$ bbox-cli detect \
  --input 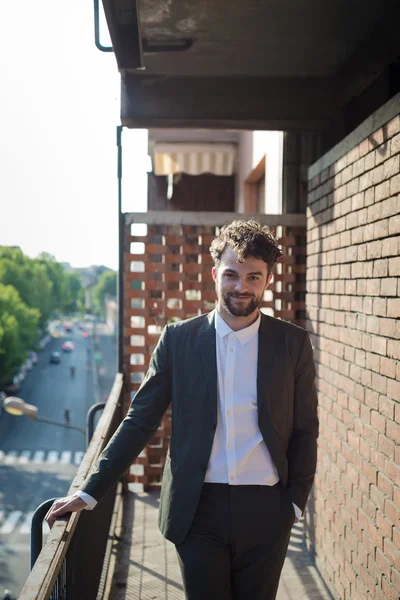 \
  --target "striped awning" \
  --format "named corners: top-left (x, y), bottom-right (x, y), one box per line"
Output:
top-left (153, 142), bottom-right (237, 176)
